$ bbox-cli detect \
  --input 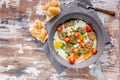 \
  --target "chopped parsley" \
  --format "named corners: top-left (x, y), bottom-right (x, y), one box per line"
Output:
top-left (74, 19), bottom-right (80, 24)
top-left (68, 43), bottom-right (74, 47)
top-left (71, 37), bottom-right (78, 44)
top-left (76, 19), bottom-right (80, 23)
top-left (61, 33), bottom-right (64, 37)
top-left (82, 48), bottom-right (86, 51)
top-left (65, 52), bottom-right (70, 56)
top-left (80, 31), bottom-right (84, 35)
top-left (71, 28), bottom-right (77, 32)
top-left (61, 43), bottom-right (66, 50)
top-left (76, 53), bottom-right (81, 59)
top-left (65, 32), bottom-right (68, 36)
top-left (84, 35), bottom-right (87, 39)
